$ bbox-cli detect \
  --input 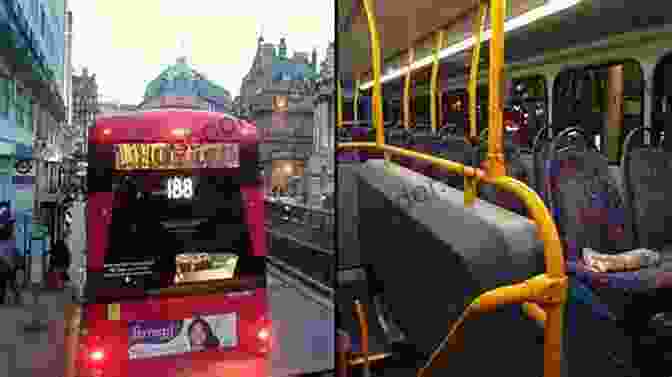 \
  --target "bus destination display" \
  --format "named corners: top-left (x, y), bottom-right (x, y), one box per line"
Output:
top-left (115, 143), bottom-right (240, 170)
